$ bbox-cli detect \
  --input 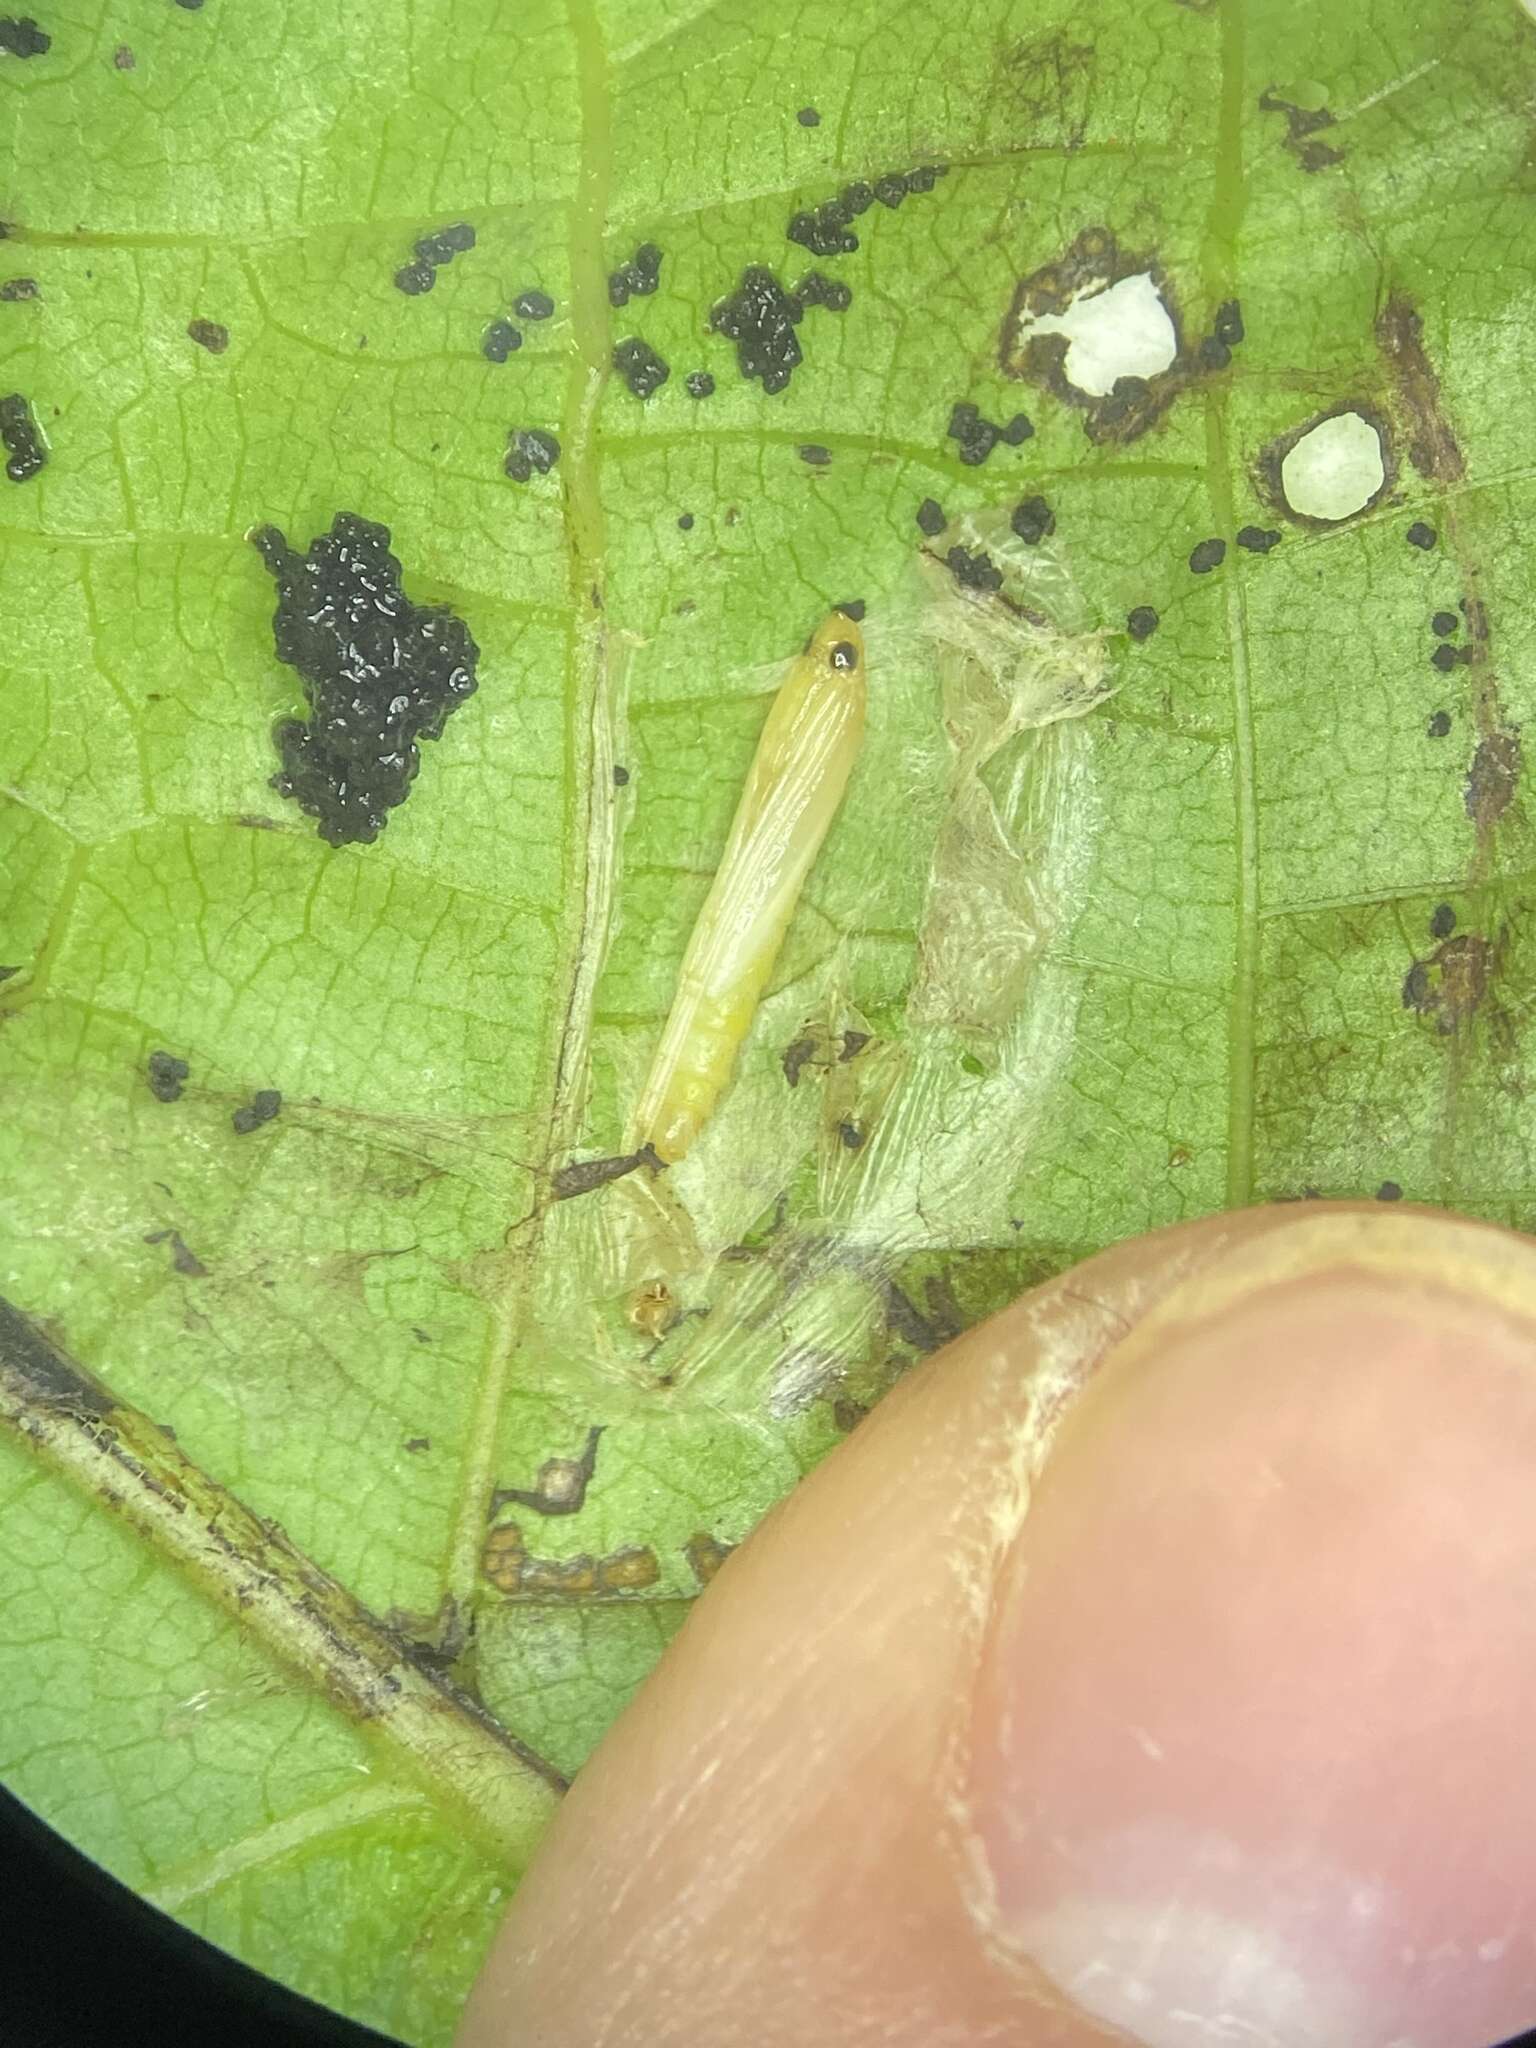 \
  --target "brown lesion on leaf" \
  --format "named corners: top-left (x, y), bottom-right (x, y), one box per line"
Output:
top-left (1373, 293), bottom-right (1465, 484)
top-left (0, 1295), bottom-right (567, 1842)
top-left (998, 227), bottom-right (1237, 445)
top-left (1402, 933), bottom-right (1494, 1035)
top-left (1251, 401), bottom-right (1396, 528)
top-left (481, 1518), bottom-right (661, 1598)
top-left (490, 1425), bottom-right (603, 1518)
top-left (992, 30), bottom-right (1097, 149)
top-left (683, 1530), bottom-right (736, 1587)
top-left (1465, 730), bottom-right (1523, 836)
top-left (1257, 87), bottom-right (1346, 173)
